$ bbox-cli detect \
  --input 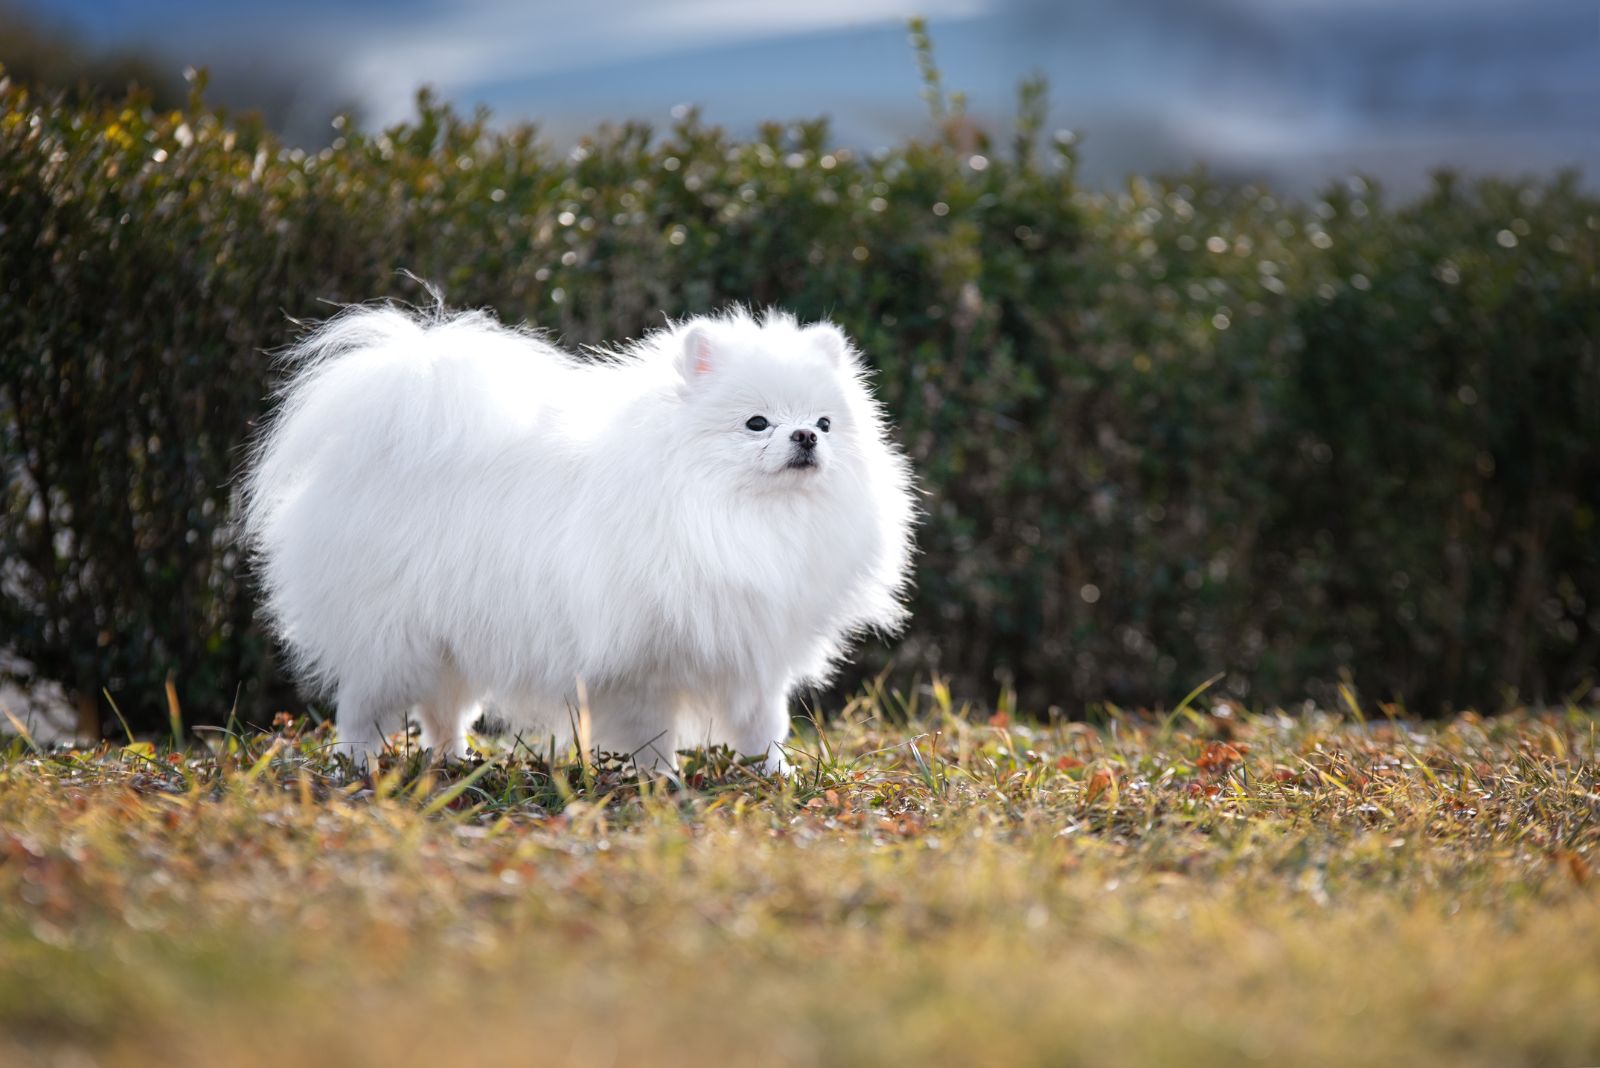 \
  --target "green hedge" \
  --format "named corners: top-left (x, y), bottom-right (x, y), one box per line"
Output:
top-left (2, 74), bottom-right (1596, 733)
